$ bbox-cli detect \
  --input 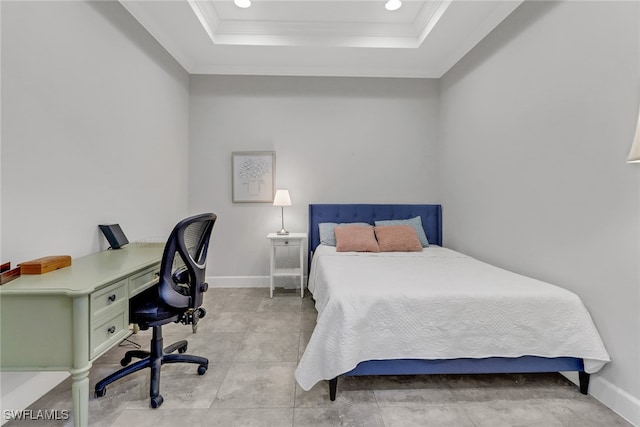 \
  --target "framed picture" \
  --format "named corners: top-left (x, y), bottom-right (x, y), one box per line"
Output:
top-left (232, 151), bottom-right (275, 203)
